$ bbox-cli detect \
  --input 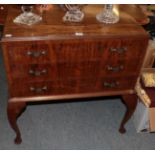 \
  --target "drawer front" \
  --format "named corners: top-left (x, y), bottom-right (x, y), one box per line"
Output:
top-left (7, 39), bottom-right (145, 66)
top-left (10, 76), bottom-right (137, 97)
top-left (101, 60), bottom-right (142, 76)
top-left (10, 64), bottom-right (57, 81)
top-left (7, 42), bottom-right (51, 64)
top-left (98, 76), bottom-right (136, 91)
top-left (10, 60), bottom-right (140, 82)
top-left (10, 59), bottom-right (141, 82)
